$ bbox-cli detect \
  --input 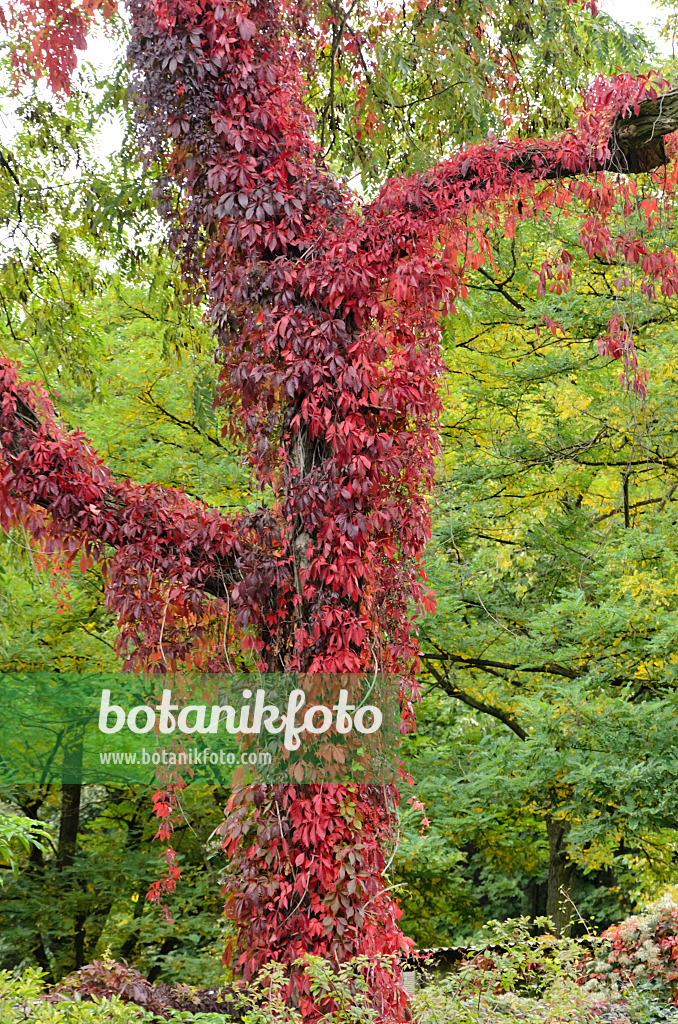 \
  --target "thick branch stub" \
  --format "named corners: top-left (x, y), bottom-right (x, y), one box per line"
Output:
top-left (610, 89), bottom-right (678, 173)
top-left (502, 89), bottom-right (678, 183)
top-left (13, 393), bottom-right (40, 431)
